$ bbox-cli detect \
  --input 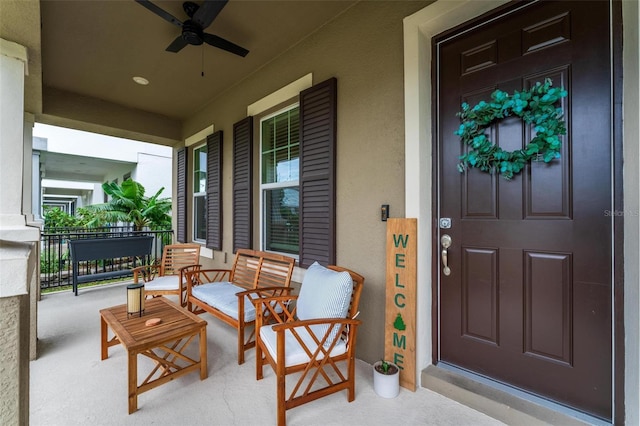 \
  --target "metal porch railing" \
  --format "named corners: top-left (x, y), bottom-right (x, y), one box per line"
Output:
top-left (40, 226), bottom-right (173, 292)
